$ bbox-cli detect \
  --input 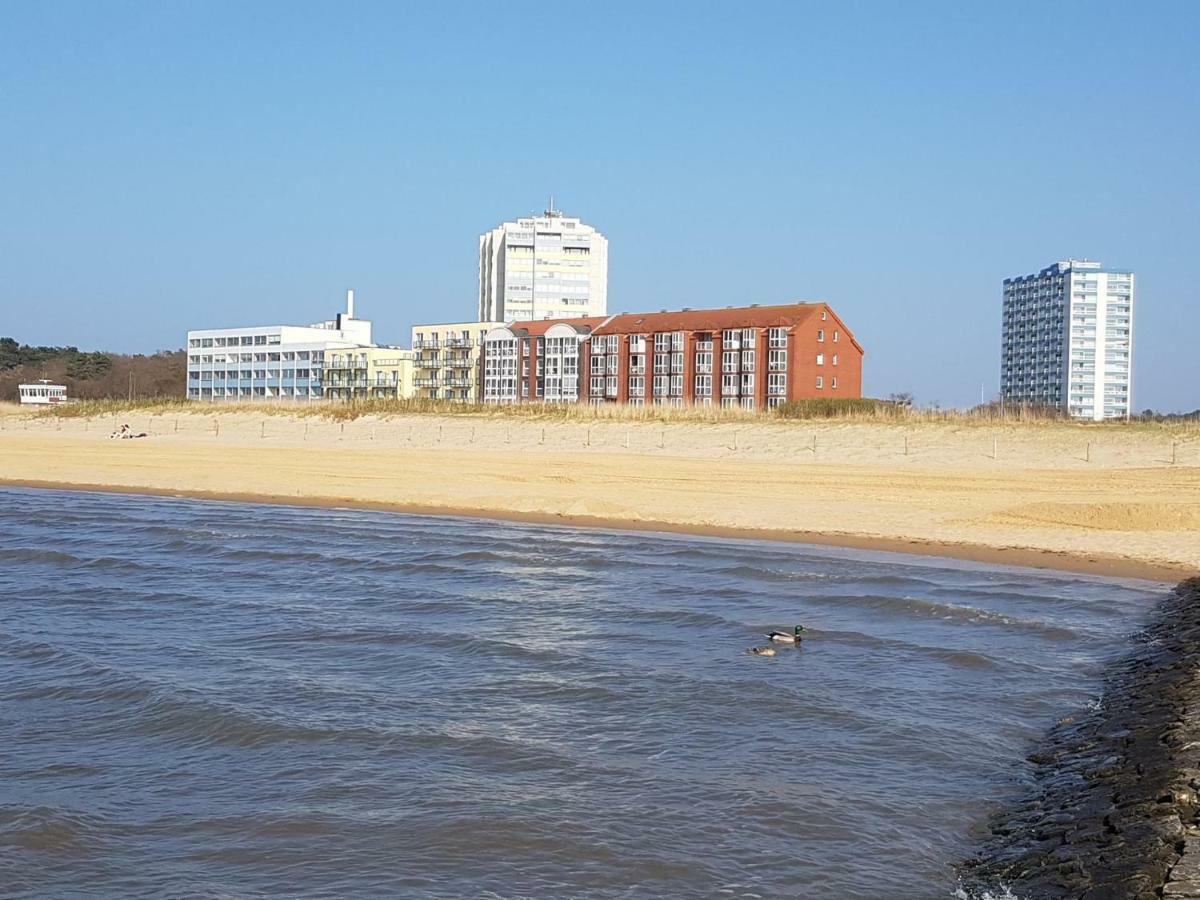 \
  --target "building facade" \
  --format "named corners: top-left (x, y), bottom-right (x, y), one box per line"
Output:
top-left (481, 303), bottom-right (863, 409)
top-left (410, 320), bottom-right (503, 403)
top-left (1001, 259), bottom-right (1135, 420)
top-left (186, 293), bottom-right (373, 402)
top-left (324, 347), bottom-right (414, 401)
top-left (478, 204), bottom-right (609, 322)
